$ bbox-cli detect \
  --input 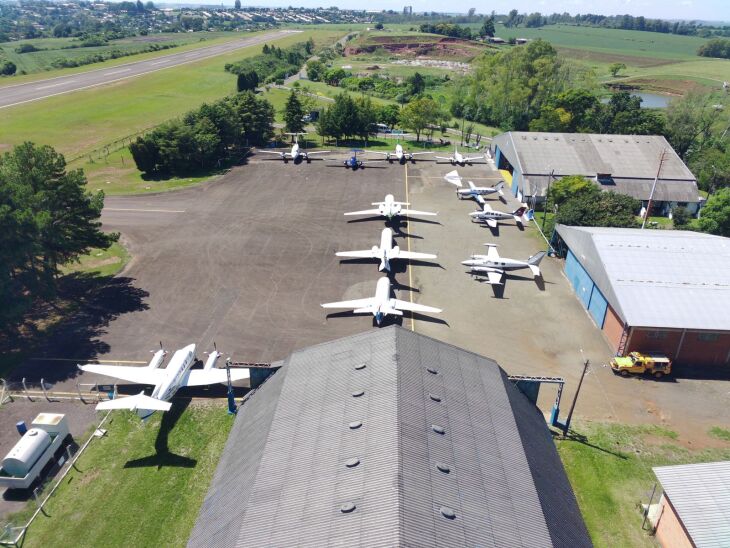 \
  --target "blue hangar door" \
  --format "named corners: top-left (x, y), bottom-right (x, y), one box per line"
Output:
top-left (565, 250), bottom-right (608, 328)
